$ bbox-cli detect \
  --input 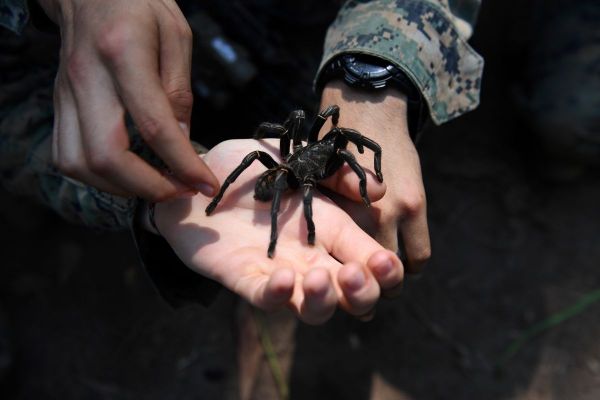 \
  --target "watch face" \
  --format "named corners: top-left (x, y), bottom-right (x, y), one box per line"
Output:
top-left (344, 55), bottom-right (391, 81)
top-left (341, 55), bottom-right (394, 89)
